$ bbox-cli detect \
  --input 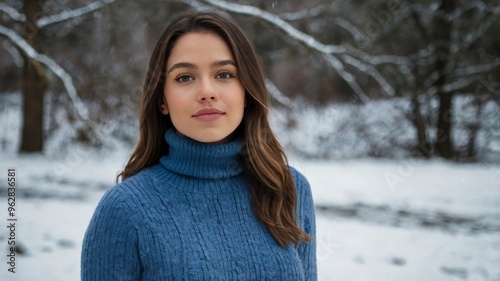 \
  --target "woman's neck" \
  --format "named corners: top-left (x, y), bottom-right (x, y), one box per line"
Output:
top-left (159, 129), bottom-right (244, 179)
